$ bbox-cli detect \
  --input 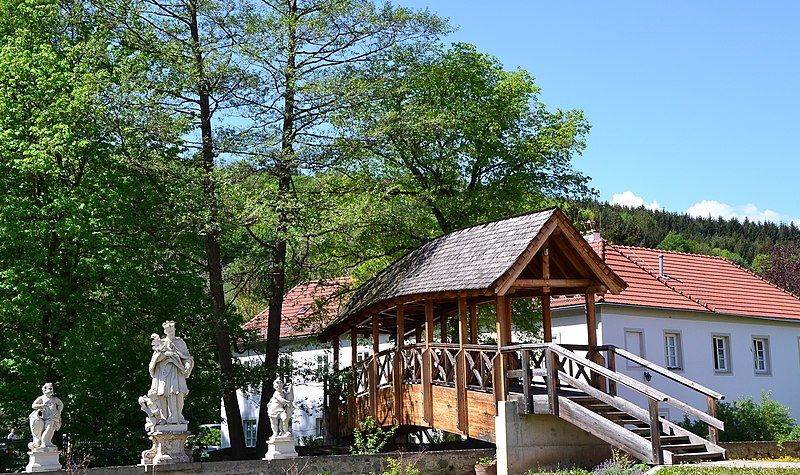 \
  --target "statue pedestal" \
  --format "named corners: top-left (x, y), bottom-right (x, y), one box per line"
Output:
top-left (25, 449), bottom-right (61, 472)
top-left (140, 425), bottom-right (191, 466)
top-left (263, 435), bottom-right (297, 460)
